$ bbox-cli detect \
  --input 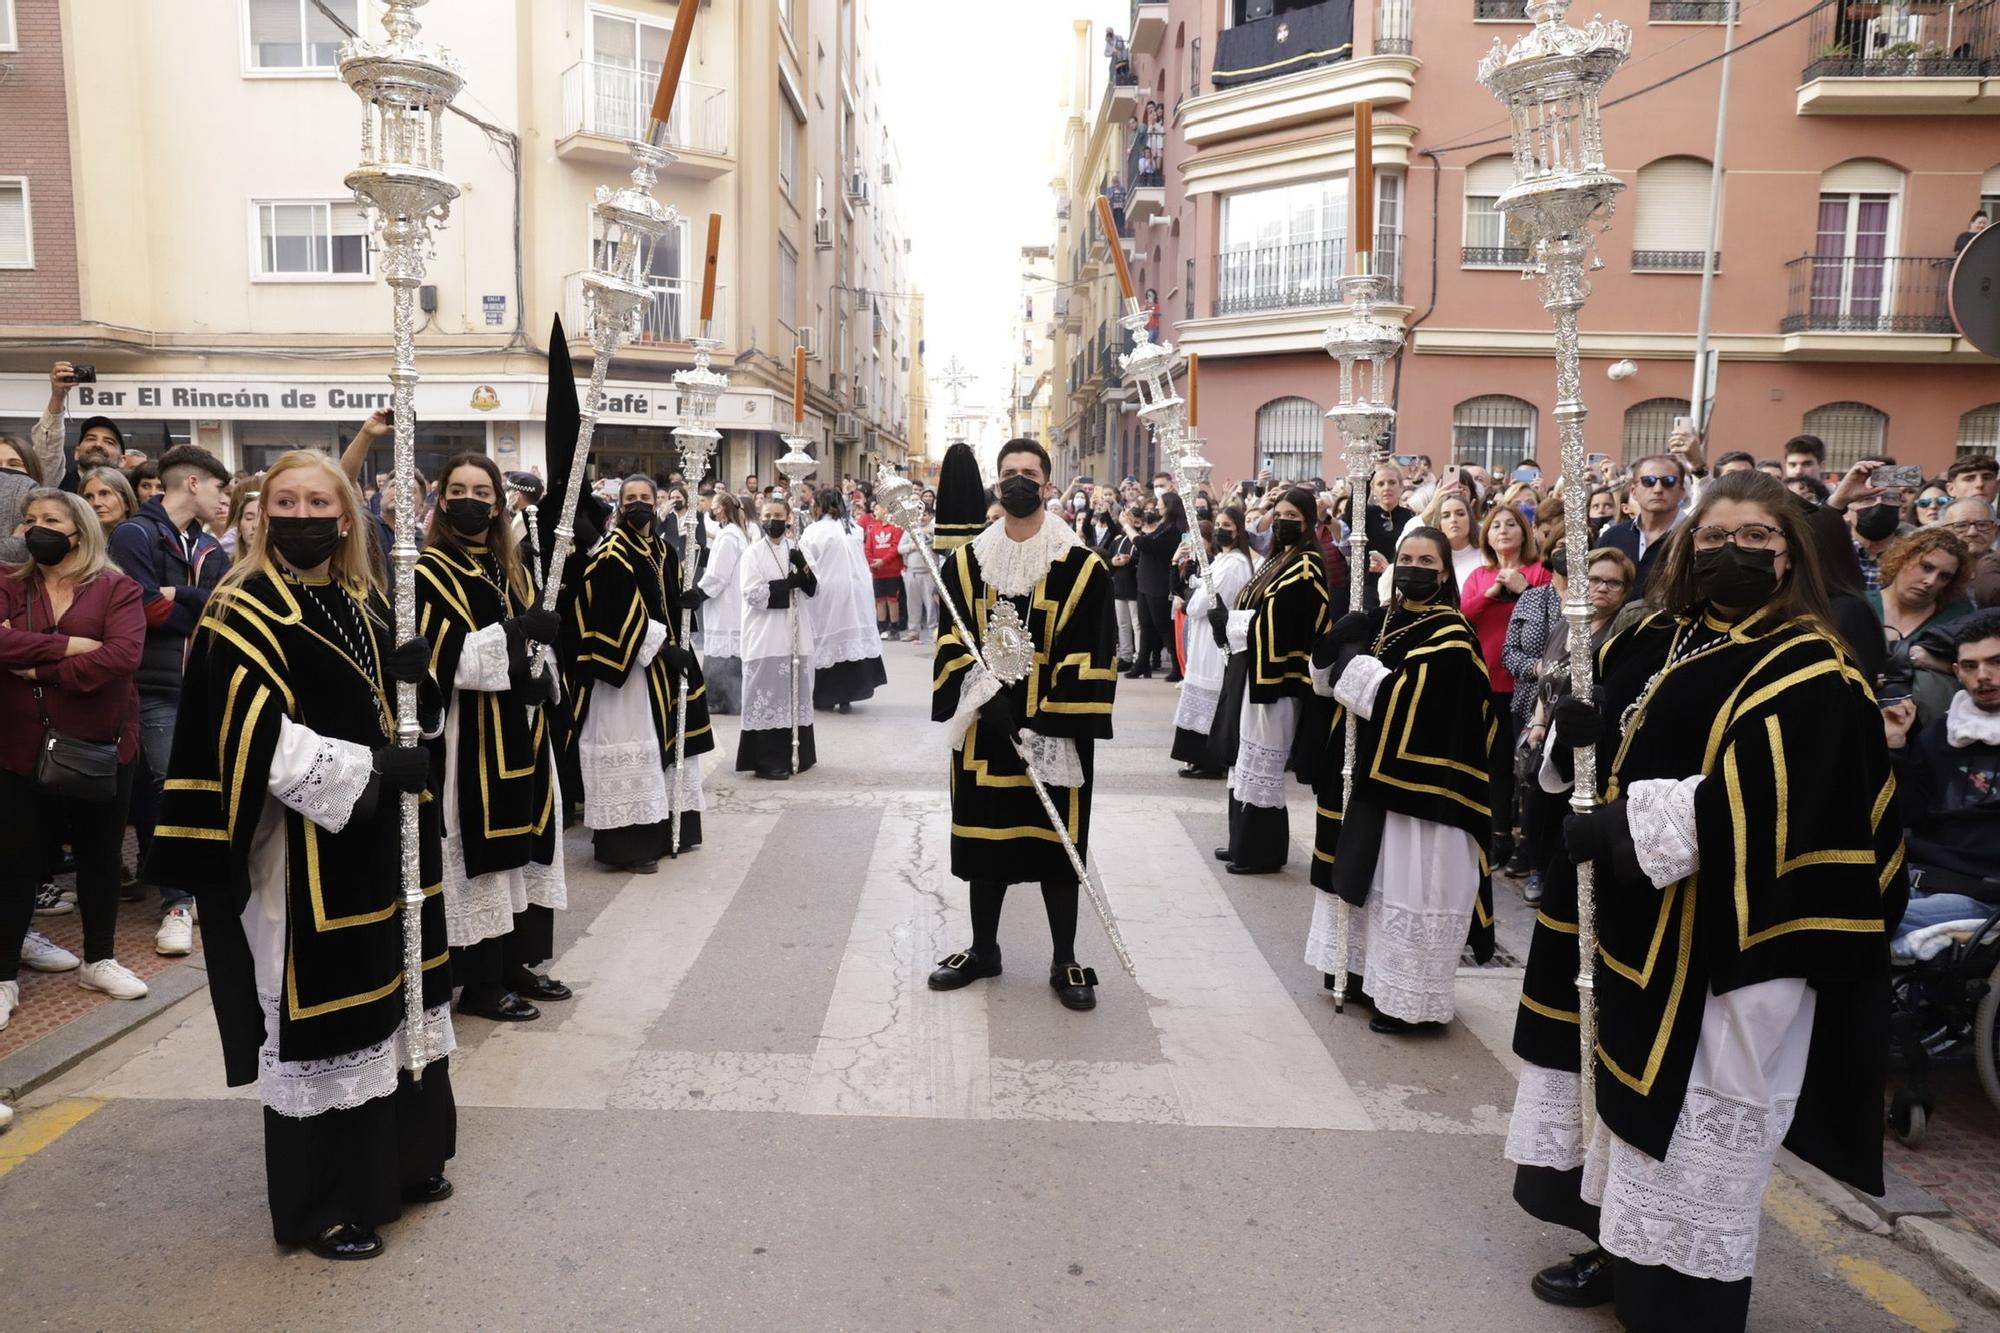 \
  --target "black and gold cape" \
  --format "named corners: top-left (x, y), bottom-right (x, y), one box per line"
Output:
top-left (1241, 548), bottom-right (1331, 705)
top-left (932, 537), bottom-right (1117, 883)
top-left (146, 571), bottom-right (449, 1086)
top-left (416, 544), bottom-right (558, 880)
top-left (1309, 603), bottom-right (1496, 959)
top-left (562, 527), bottom-right (714, 763)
